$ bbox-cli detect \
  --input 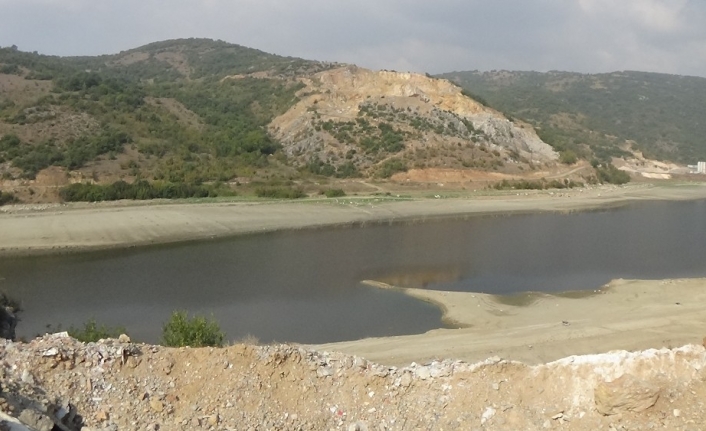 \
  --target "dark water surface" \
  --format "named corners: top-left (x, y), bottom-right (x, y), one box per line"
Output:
top-left (1, 199), bottom-right (705, 343)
